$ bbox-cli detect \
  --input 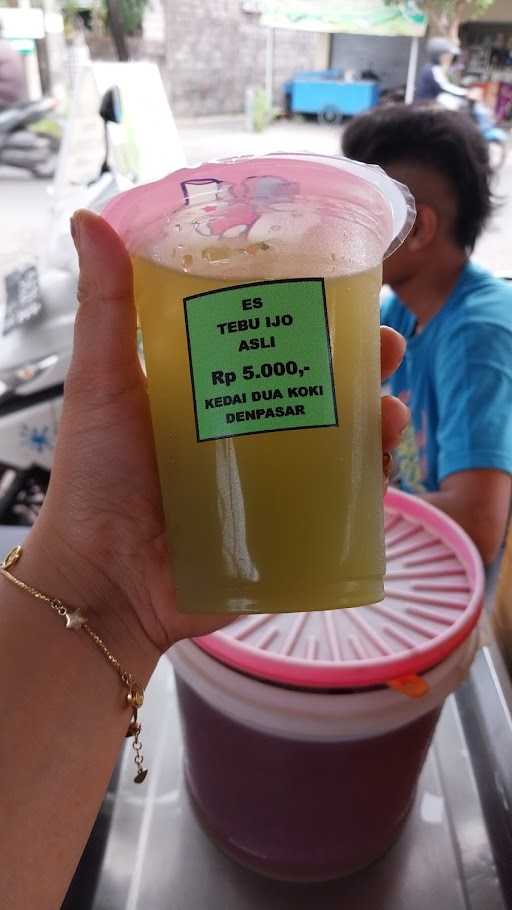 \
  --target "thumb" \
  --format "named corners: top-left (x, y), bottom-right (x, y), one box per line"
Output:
top-left (69, 209), bottom-right (140, 394)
